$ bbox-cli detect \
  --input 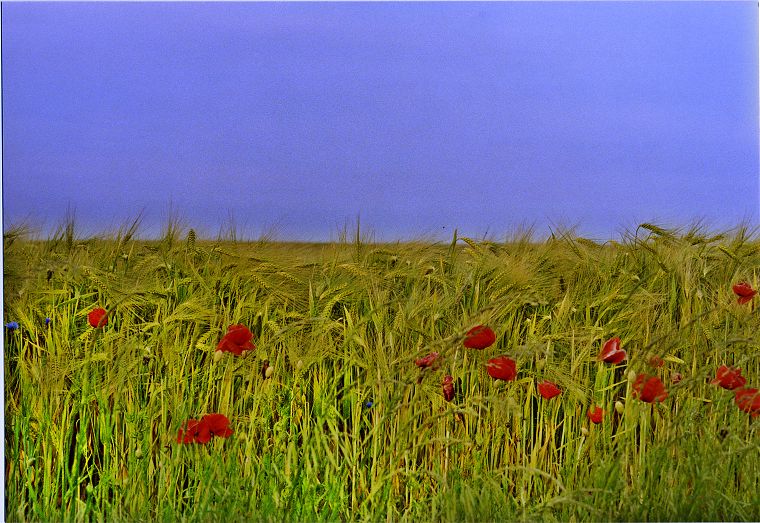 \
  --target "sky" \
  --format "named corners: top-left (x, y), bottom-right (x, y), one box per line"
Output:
top-left (2, 1), bottom-right (758, 241)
